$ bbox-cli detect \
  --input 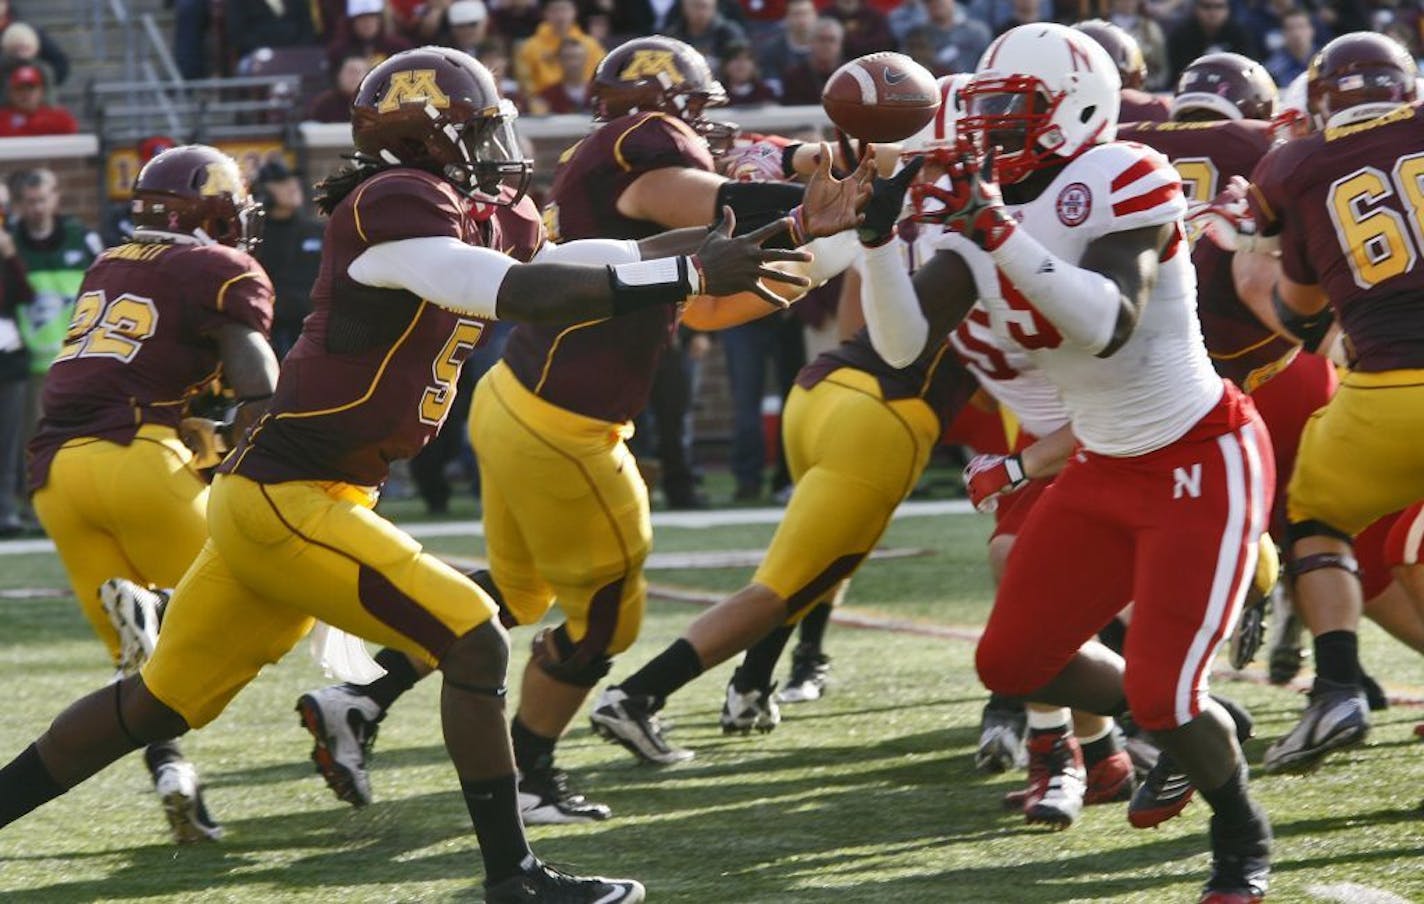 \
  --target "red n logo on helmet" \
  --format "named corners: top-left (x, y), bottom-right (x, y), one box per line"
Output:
top-left (1066, 38), bottom-right (1095, 73)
